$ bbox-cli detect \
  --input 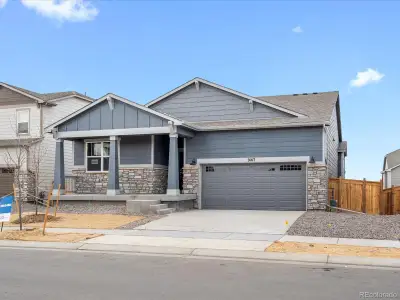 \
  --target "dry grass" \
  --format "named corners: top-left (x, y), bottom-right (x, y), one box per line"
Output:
top-left (5, 213), bottom-right (145, 229)
top-left (266, 241), bottom-right (400, 258)
top-left (0, 229), bottom-right (101, 243)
